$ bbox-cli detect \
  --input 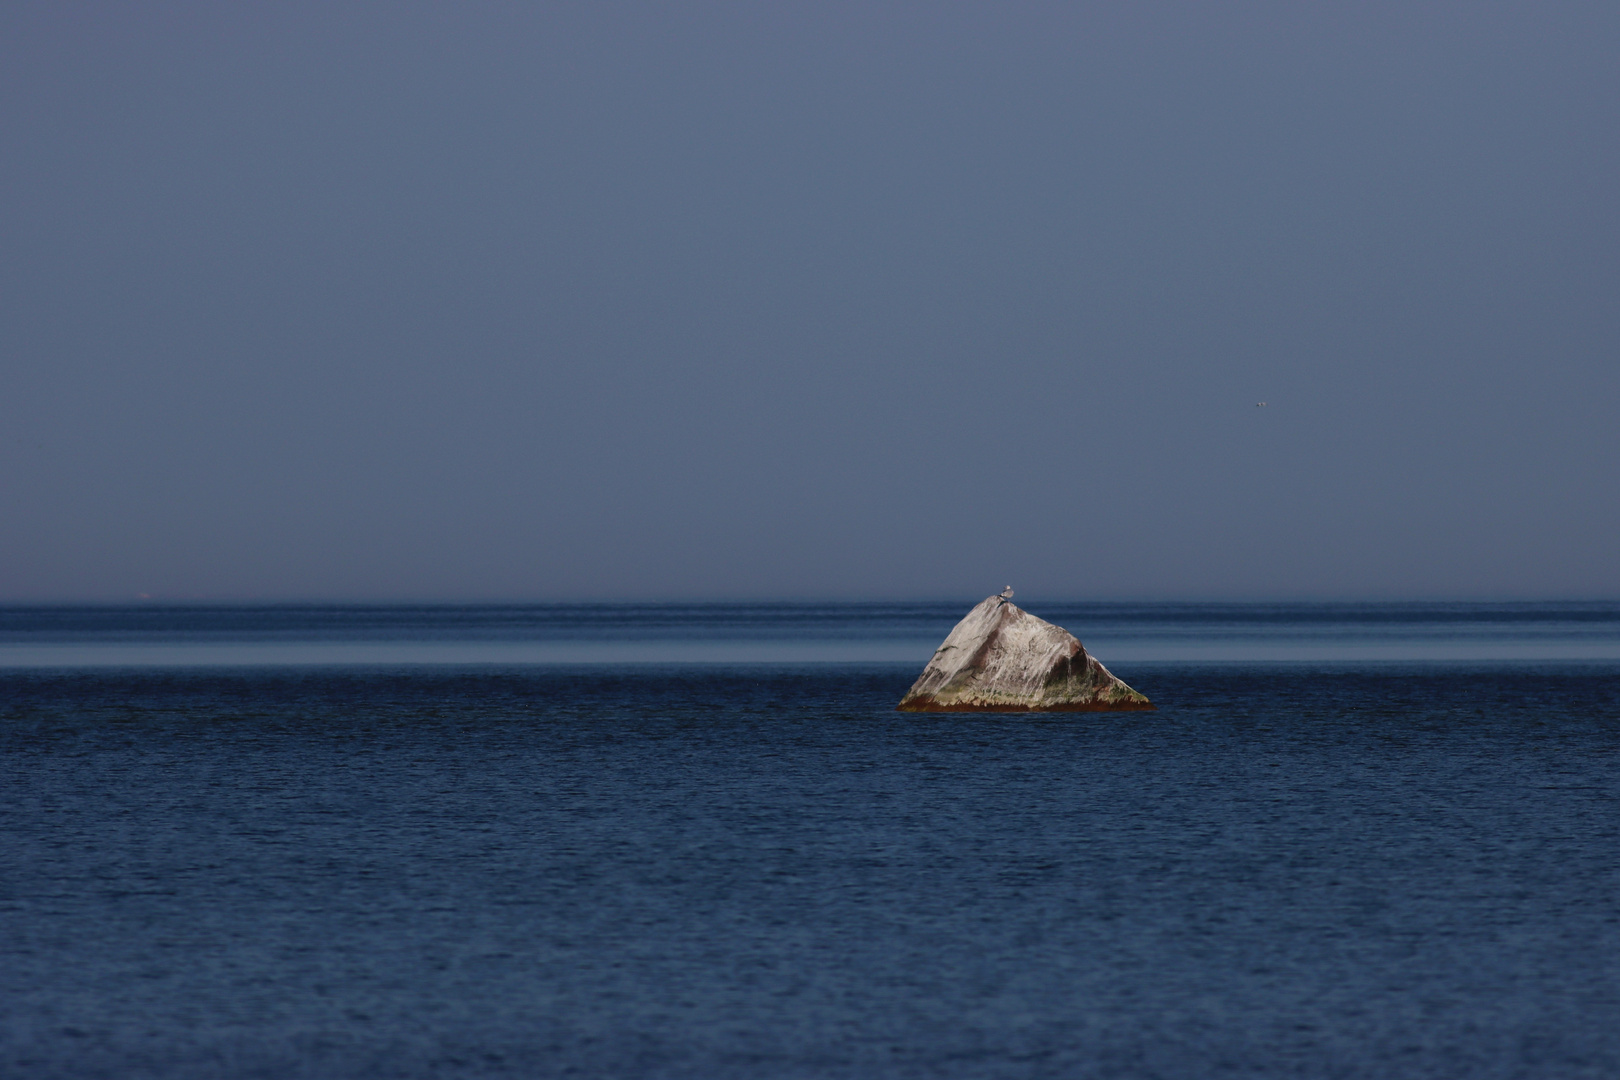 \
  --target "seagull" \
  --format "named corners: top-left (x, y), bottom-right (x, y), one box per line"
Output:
top-left (999, 586), bottom-right (1014, 602)
top-left (1256, 402), bottom-right (1267, 407)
